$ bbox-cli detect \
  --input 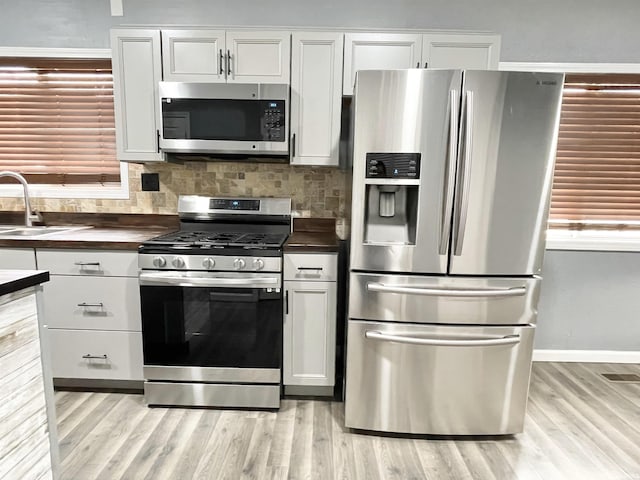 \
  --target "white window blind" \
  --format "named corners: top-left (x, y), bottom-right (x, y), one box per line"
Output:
top-left (550, 73), bottom-right (640, 228)
top-left (0, 57), bottom-right (119, 185)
